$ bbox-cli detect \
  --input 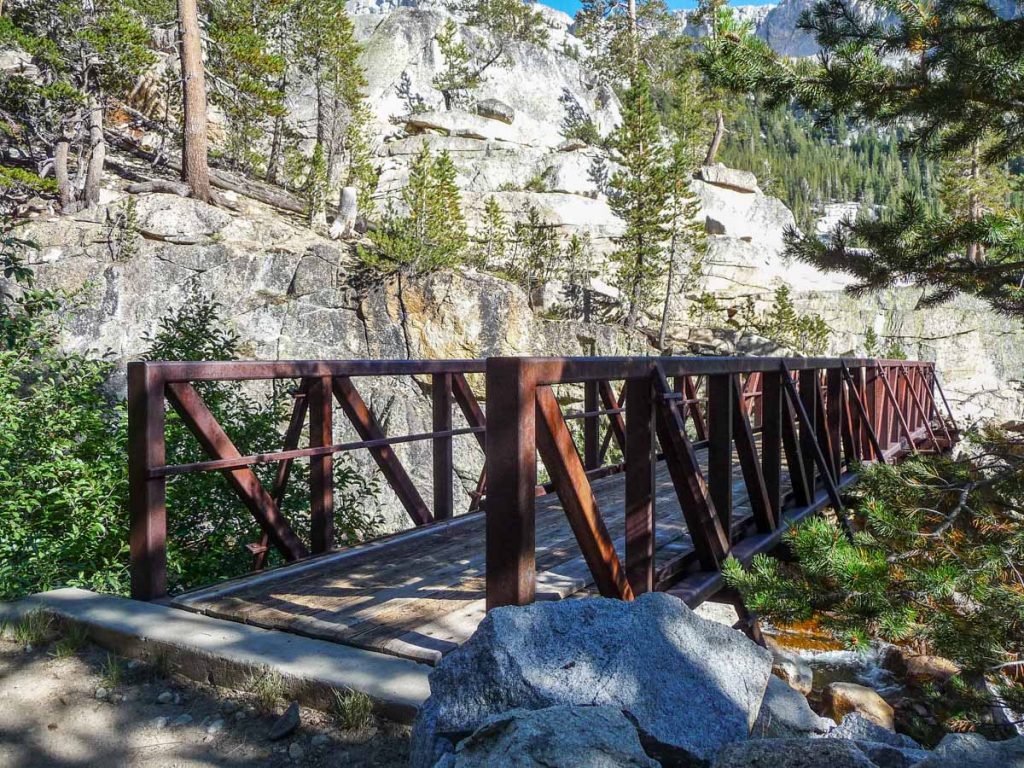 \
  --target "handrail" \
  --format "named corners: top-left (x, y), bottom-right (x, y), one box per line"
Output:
top-left (128, 359), bottom-right (490, 600)
top-left (483, 356), bottom-right (957, 610)
top-left (128, 355), bottom-right (956, 604)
